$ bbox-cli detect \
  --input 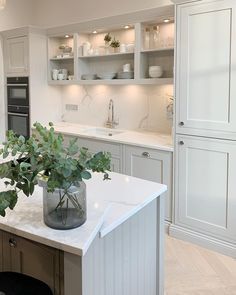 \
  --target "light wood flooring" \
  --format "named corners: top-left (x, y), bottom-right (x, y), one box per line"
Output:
top-left (165, 236), bottom-right (236, 295)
